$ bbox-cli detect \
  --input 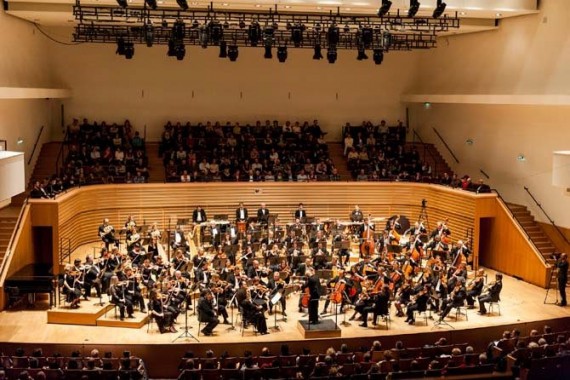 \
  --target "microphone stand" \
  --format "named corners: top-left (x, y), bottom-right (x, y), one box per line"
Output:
top-left (226, 292), bottom-right (237, 331)
top-left (172, 297), bottom-right (199, 342)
